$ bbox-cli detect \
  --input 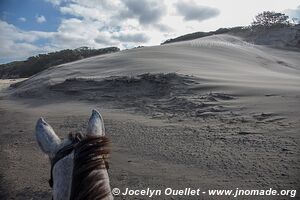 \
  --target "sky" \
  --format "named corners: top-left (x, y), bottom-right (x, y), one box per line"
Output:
top-left (0, 0), bottom-right (299, 64)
